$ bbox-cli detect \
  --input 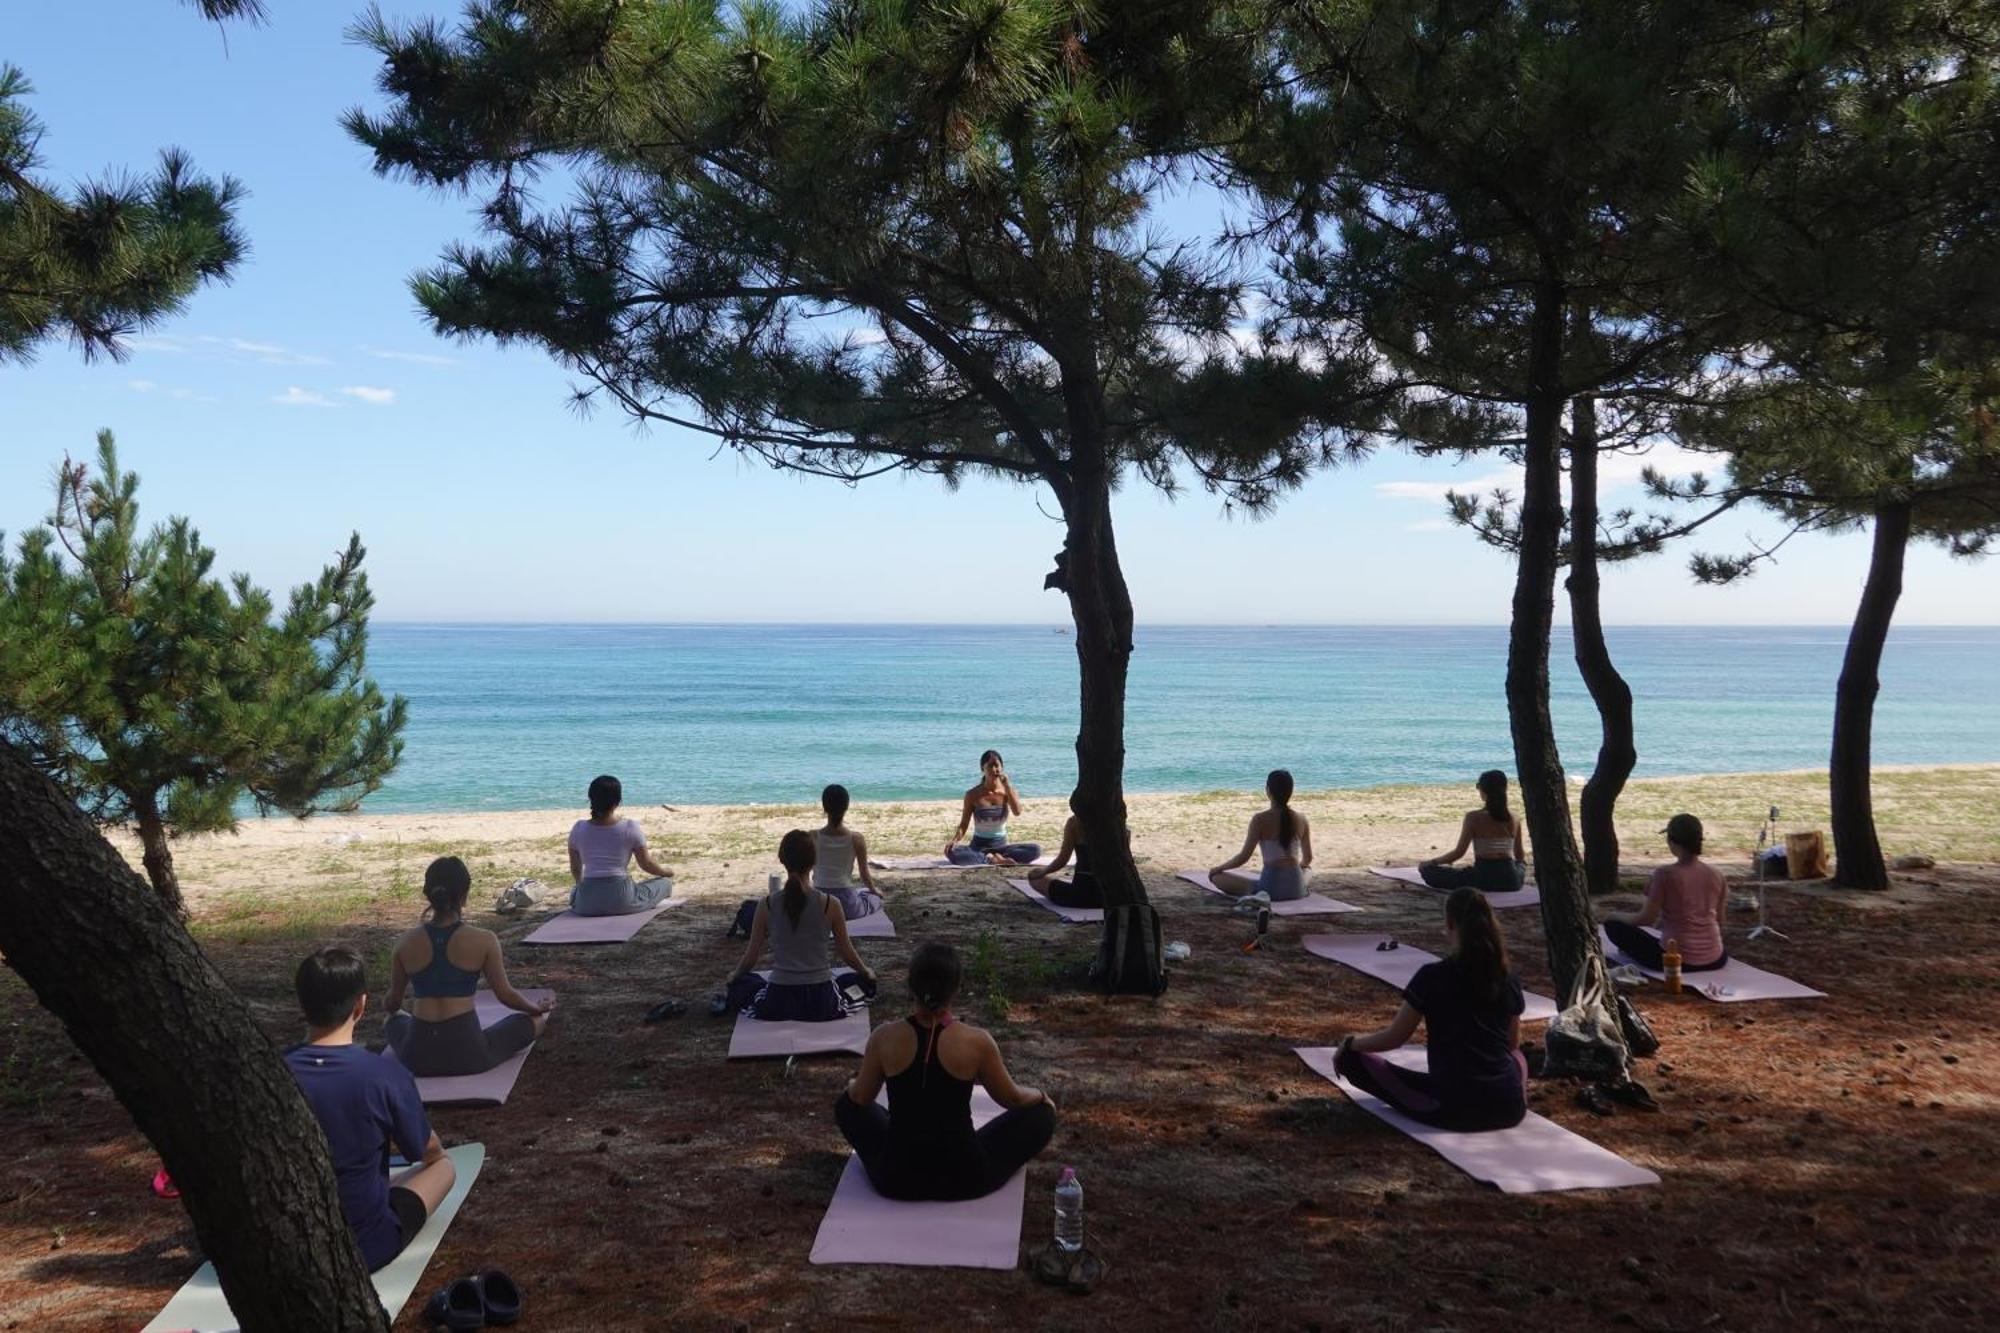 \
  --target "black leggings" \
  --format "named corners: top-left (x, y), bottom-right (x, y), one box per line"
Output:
top-left (1603, 920), bottom-right (1729, 973)
top-left (833, 1093), bottom-right (1056, 1201)
top-left (1419, 858), bottom-right (1527, 893)
top-left (1043, 874), bottom-right (1104, 909)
